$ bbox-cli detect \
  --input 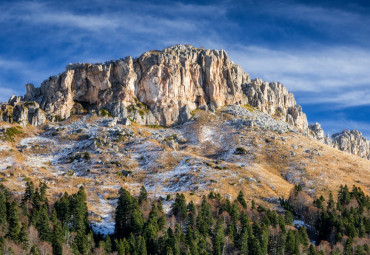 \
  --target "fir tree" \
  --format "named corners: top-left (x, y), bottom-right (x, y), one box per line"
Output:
top-left (0, 190), bottom-right (6, 225)
top-left (7, 200), bottom-right (21, 241)
top-left (237, 191), bottom-right (247, 209)
top-left (138, 186), bottom-right (148, 205)
top-left (52, 222), bottom-right (64, 255)
top-left (212, 218), bottom-right (225, 255)
top-left (37, 205), bottom-right (51, 242)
